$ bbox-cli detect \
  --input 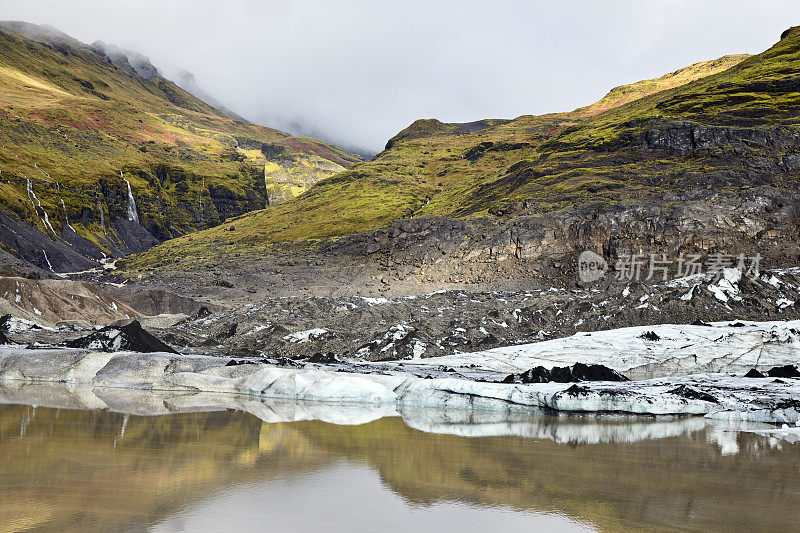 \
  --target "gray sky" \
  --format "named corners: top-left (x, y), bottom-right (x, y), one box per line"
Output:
top-left (1, 0), bottom-right (798, 154)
